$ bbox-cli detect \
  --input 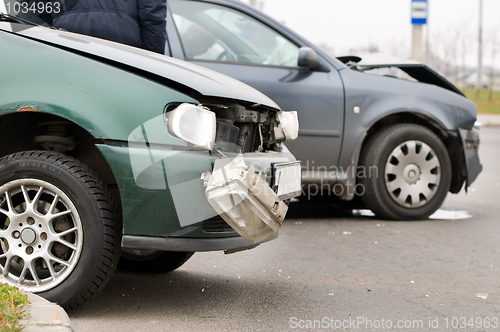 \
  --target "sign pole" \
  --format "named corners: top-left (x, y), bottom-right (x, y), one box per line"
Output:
top-left (412, 26), bottom-right (423, 62)
top-left (411, 0), bottom-right (428, 63)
